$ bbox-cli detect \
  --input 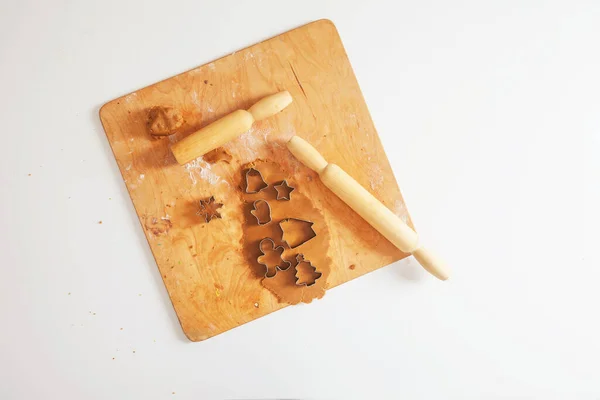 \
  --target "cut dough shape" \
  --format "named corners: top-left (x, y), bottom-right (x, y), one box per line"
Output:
top-left (198, 196), bottom-right (223, 223)
top-left (257, 238), bottom-right (291, 278)
top-left (280, 218), bottom-right (316, 249)
top-left (294, 254), bottom-right (322, 286)
top-left (244, 168), bottom-right (268, 193)
top-left (274, 180), bottom-right (295, 200)
top-left (250, 200), bottom-right (272, 225)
